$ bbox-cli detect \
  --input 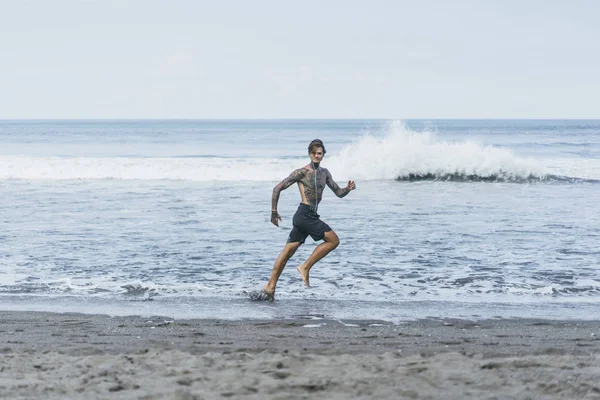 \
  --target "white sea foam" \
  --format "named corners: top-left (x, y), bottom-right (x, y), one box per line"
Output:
top-left (0, 156), bottom-right (302, 181)
top-left (0, 121), bottom-right (595, 182)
